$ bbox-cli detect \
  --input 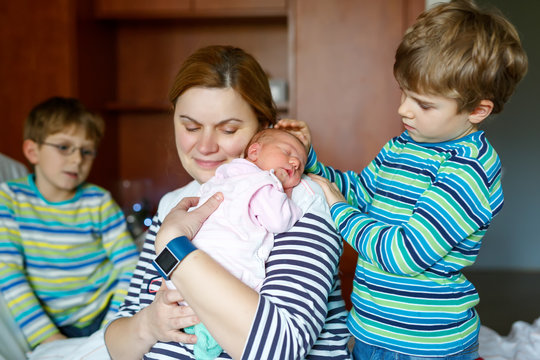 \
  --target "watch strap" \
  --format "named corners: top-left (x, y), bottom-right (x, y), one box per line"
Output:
top-left (152, 236), bottom-right (197, 280)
